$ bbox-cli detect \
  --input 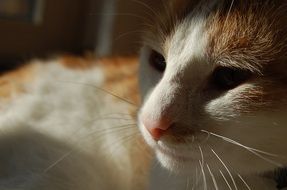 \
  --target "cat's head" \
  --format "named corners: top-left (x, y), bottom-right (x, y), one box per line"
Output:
top-left (138, 0), bottom-right (287, 175)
